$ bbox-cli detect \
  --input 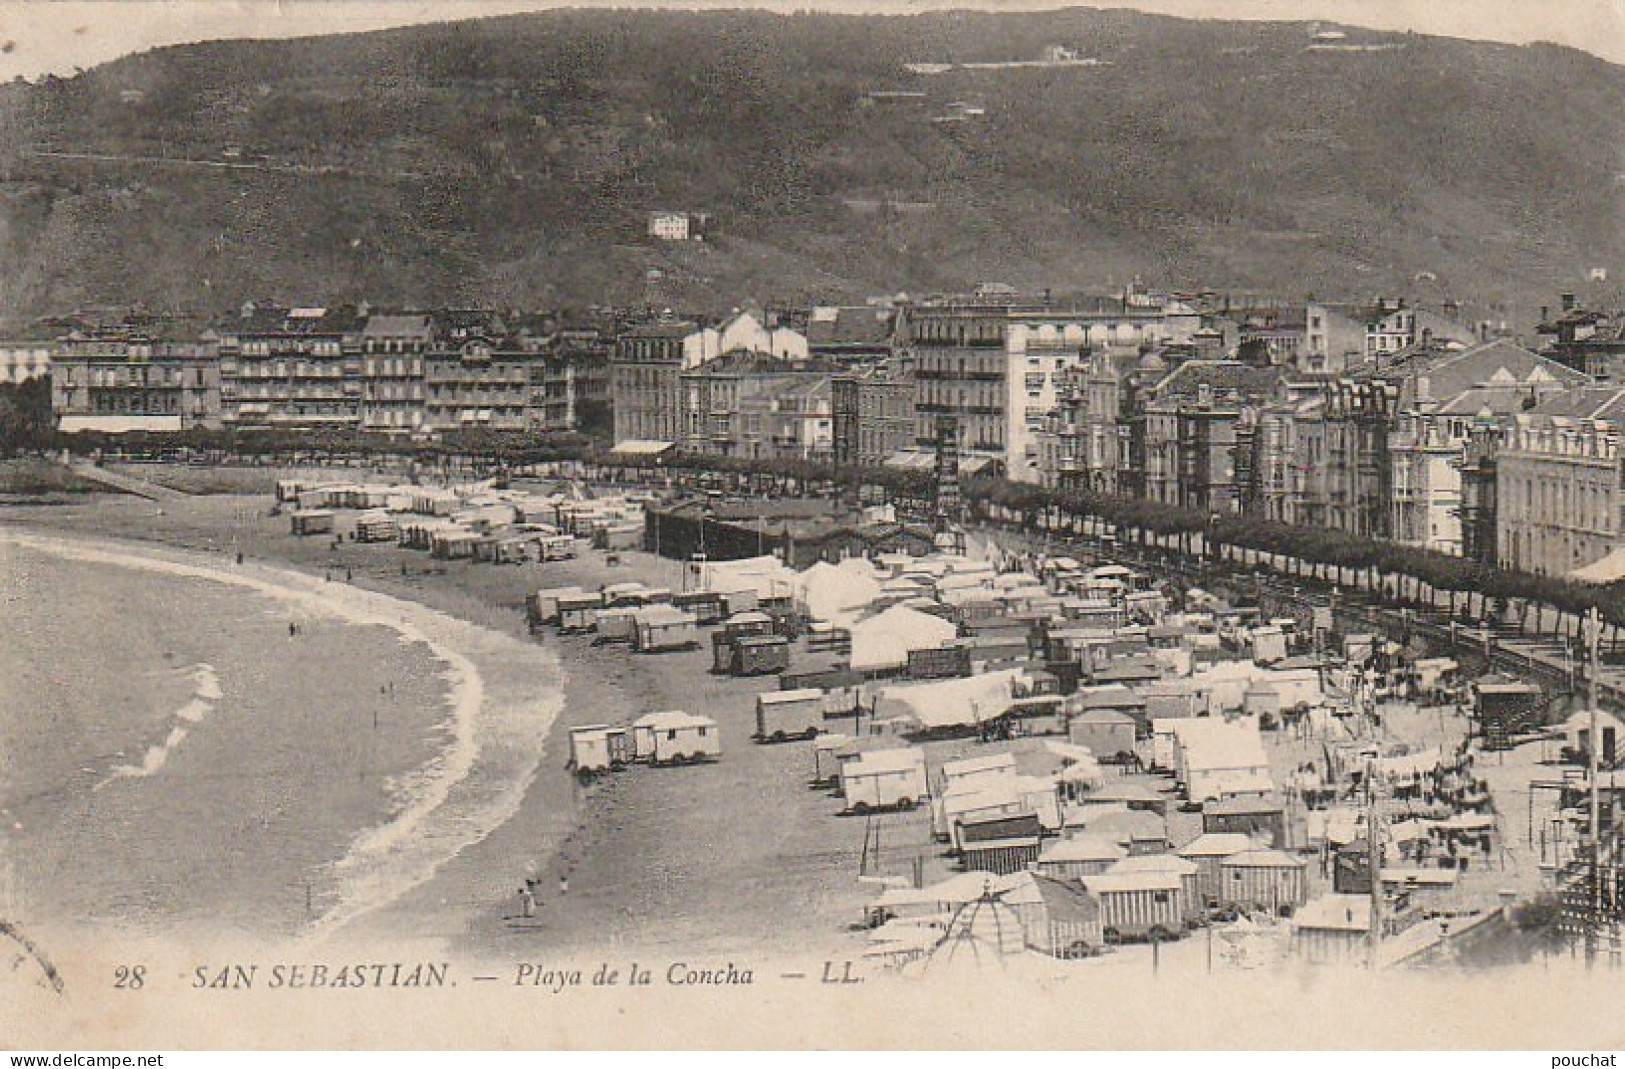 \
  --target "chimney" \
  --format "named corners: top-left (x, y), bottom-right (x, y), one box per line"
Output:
top-left (1541, 305), bottom-right (1549, 324)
